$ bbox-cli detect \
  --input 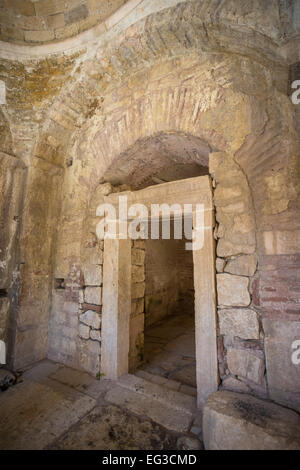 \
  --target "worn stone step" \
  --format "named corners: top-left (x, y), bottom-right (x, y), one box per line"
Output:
top-left (117, 374), bottom-right (196, 412)
top-left (105, 385), bottom-right (194, 433)
top-left (105, 373), bottom-right (197, 432)
top-left (135, 369), bottom-right (197, 396)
